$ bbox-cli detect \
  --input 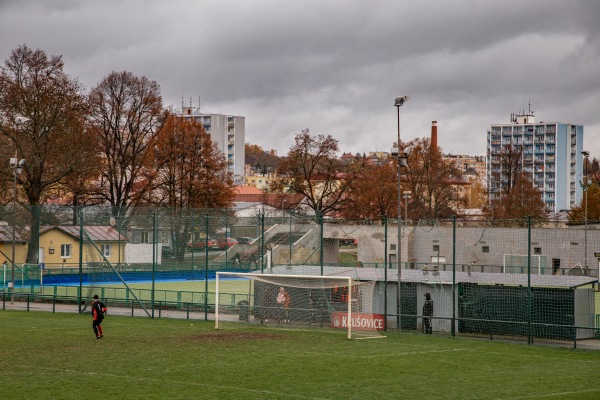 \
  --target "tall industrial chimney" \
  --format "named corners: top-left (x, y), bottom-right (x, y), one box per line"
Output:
top-left (431, 121), bottom-right (438, 153)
